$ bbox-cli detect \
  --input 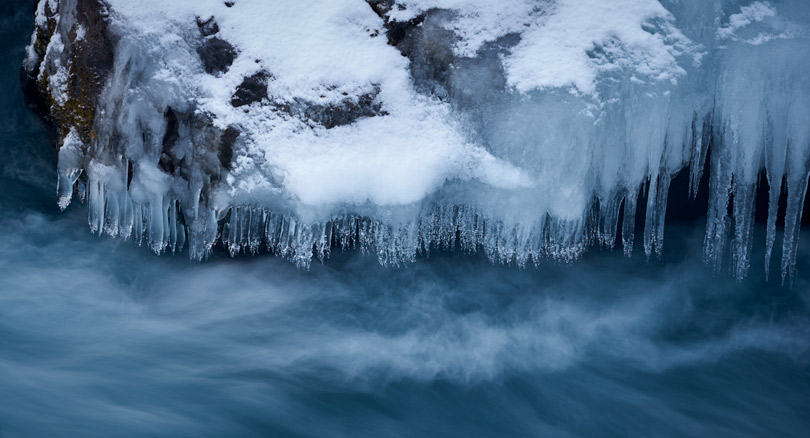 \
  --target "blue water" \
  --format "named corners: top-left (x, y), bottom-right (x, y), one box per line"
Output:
top-left (2, 2), bottom-right (810, 437)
